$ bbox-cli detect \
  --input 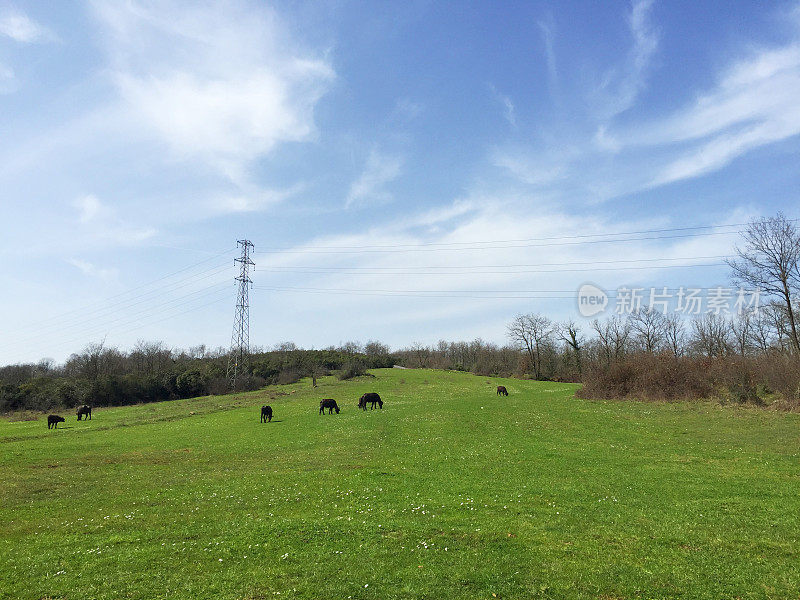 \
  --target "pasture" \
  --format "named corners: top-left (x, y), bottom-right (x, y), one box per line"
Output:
top-left (1, 368), bottom-right (799, 599)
